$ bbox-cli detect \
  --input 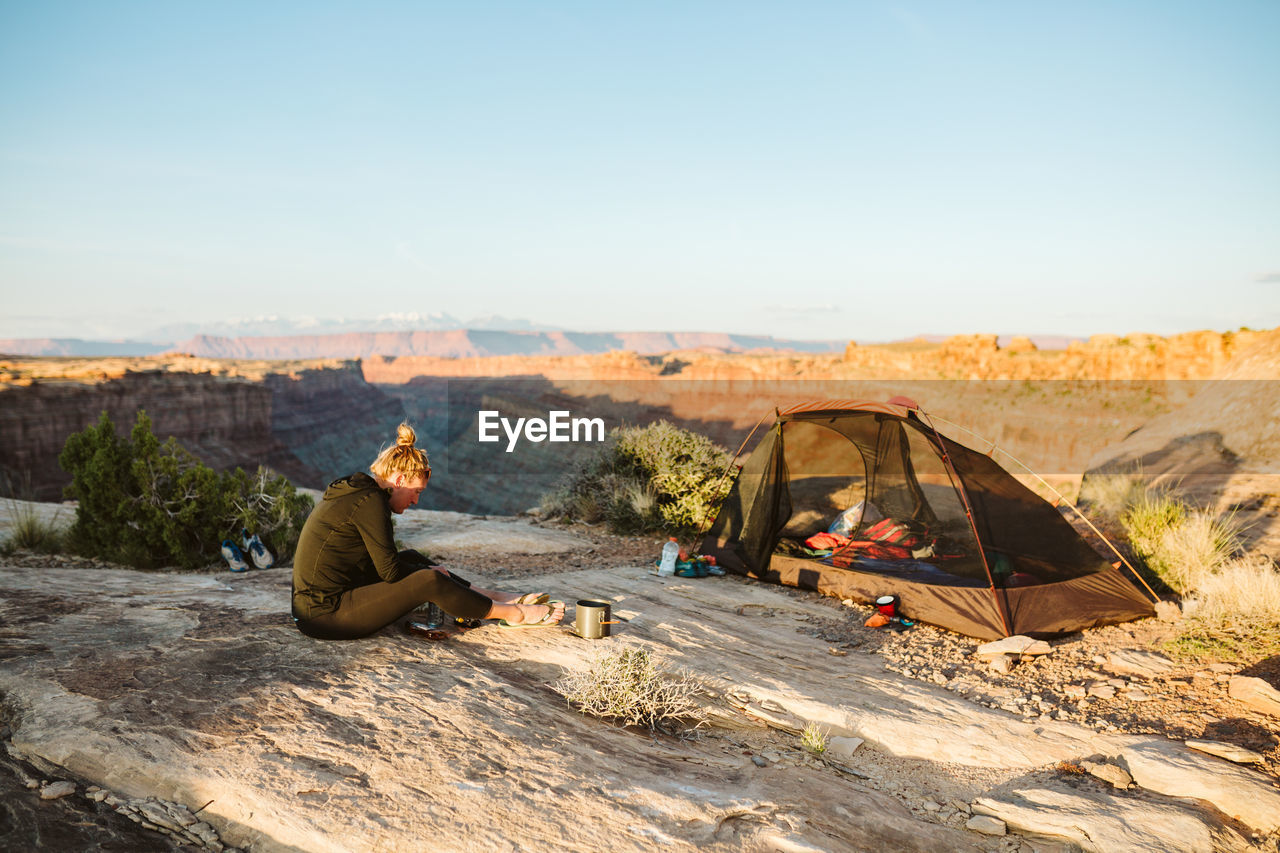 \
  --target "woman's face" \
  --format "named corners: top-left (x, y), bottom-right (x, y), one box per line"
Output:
top-left (387, 473), bottom-right (428, 514)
